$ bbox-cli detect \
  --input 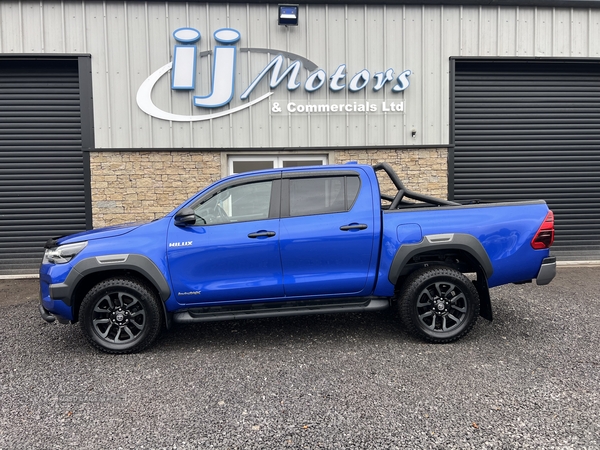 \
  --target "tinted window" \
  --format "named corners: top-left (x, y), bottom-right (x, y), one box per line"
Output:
top-left (289, 176), bottom-right (360, 217)
top-left (347, 176), bottom-right (360, 207)
top-left (194, 180), bottom-right (272, 225)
